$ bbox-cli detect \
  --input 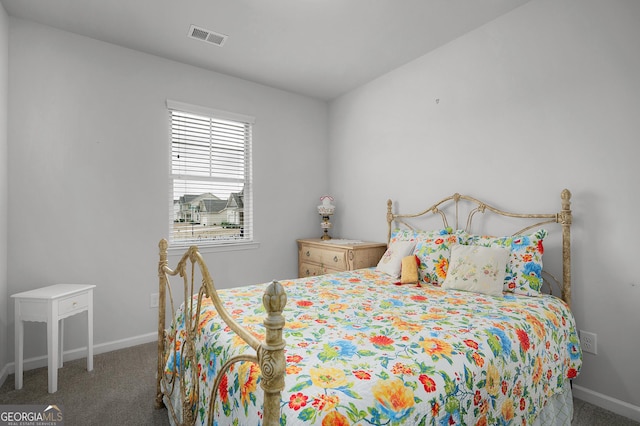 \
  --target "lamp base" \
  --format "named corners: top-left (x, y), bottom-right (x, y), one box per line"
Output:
top-left (320, 214), bottom-right (332, 240)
